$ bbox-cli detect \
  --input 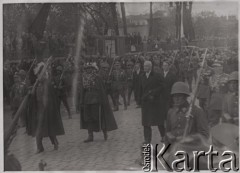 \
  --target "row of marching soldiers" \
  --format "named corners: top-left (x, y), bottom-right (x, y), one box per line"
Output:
top-left (4, 47), bottom-right (238, 168)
